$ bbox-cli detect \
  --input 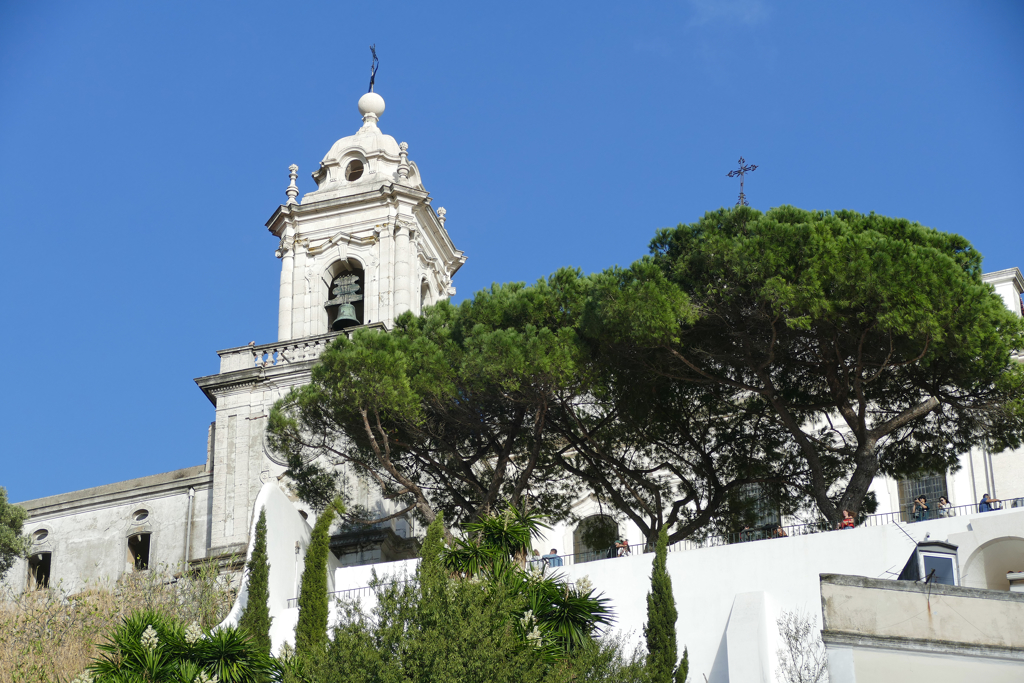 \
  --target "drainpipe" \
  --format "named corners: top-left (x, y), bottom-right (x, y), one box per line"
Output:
top-left (183, 487), bottom-right (196, 572)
